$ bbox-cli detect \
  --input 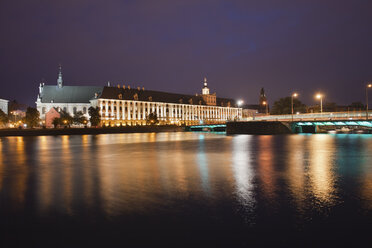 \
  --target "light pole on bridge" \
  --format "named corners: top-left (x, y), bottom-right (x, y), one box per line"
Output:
top-left (316, 93), bottom-right (323, 113)
top-left (291, 93), bottom-right (298, 122)
top-left (366, 83), bottom-right (372, 120)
